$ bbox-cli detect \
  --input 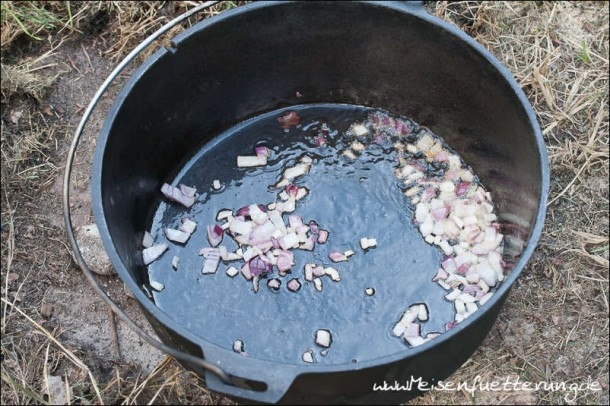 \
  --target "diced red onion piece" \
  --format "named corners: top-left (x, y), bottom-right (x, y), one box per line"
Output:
top-left (315, 135), bottom-right (326, 146)
top-left (285, 183), bottom-right (299, 197)
top-left (430, 206), bottom-right (449, 221)
top-left (277, 111), bottom-right (300, 129)
top-left (143, 243), bottom-right (168, 265)
top-left (248, 255), bottom-right (273, 277)
top-left (241, 261), bottom-right (253, 280)
top-left (329, 251), bottom-right (348, 262)
top-left (313, 278), bottom-right (323, 292)
top-left (205, 224), bottom-right (223, 247)
top-left (287, 278), bottom-right (301, 292)
top-left (308, 220), bottom-right (319, 234)
top-left (315, 329), bottom-right (332, 348)
top-left (455, 181), bottom-right (471, 197)
top-left (229, 218), bottom-right (252, 236)
top-left (317, 229), bottom-right (329, 244)
top-left (311, 265), bottom-right (324, 277)
top-left (276, 250), bottom-right (294, 273)
top-left (142, 231), bottom-right (154, 248)
top-left (255, 146), bottom-right (270, 158)
top-left (432, 267), bottom-right (449, 282)
top-left (441, 257), bottom-right (457, 273)
top-left (161, 183), bottom-right (195, 208)
top-left (248, 220), bottom-right (276, 245)
top-left (445, 320), bottom-right (458, 331)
